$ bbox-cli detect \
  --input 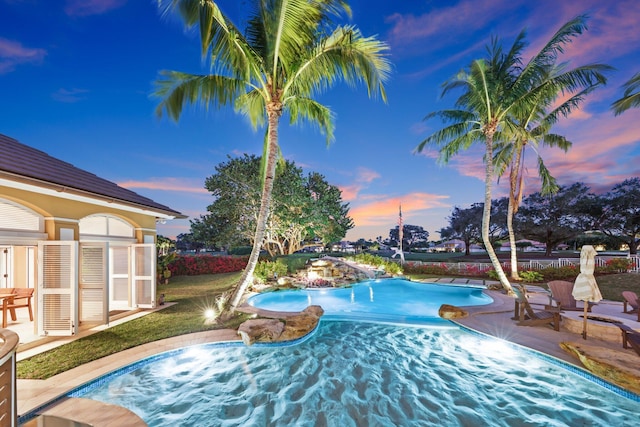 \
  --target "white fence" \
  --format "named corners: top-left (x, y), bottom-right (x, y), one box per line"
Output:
top-left (404, 255), bottom-right (640, 273)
